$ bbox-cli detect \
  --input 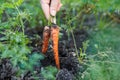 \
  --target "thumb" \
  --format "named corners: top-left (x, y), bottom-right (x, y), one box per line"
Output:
top-left (50, 0), bottom-right (59, 16)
